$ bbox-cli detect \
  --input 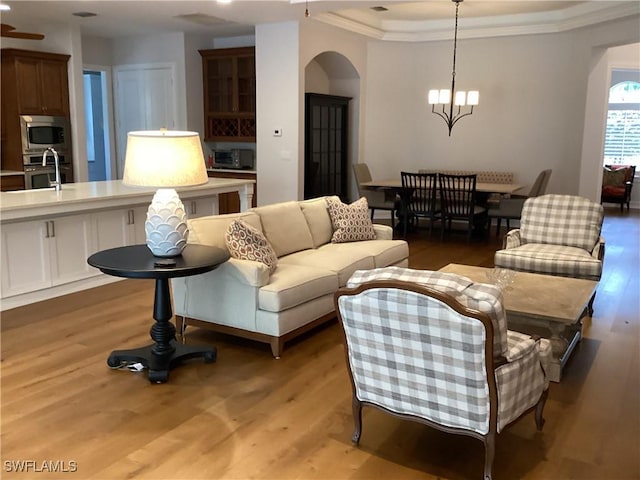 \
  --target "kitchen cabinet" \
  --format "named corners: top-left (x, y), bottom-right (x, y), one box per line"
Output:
top-left (2, 49), bottom-right (70, 116)
top-left (200, 47), bottom-right (256, 142)
top-left (1, 214), bottom-right (94, 298)
top-left (93, 208), bottom-right (141, 251)
top-left (208, 170), bottom-right (257, 213)
top-left (1, 49), bottom-right (71, 173)
top-left (0, 174), bottom-right (25, 191)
